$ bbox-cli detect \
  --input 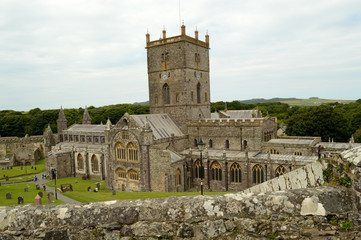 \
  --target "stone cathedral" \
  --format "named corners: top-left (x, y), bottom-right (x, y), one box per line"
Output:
top-left (45, 25), bottom-right (360, 192)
